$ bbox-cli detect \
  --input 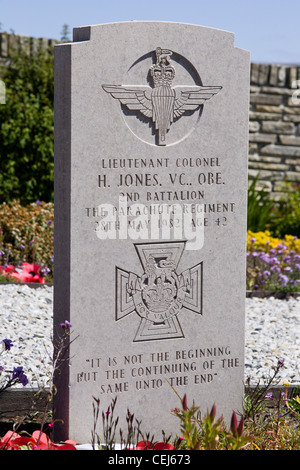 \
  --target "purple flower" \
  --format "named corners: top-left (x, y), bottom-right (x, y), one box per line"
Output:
top-left (41, 266), bottom-right (50, 276)
top-left (262, 270), bottom-right (271, 278)
top-left (260, 253), bottom-right (271, 263)
top-left (277, 359), bottom-right (284, 368)
top-left (2, 339), bottom-right (13, 351)
top-left (60, 320), bottom-right (72, 330)
top-left (265, 392), bottom-right (273, 399)
top-left (12, 367), bottom-right (28, 386)
top-left (284, 266), bottom-right (293, 273)
top-left (276, 243), bottom-right (287, 250)
top-left (249, 238), bottom-right (256, 243)
top-left (271, 265), bottom-right (281, 273)
top-left (279, 274), bottom-right (289, 286)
